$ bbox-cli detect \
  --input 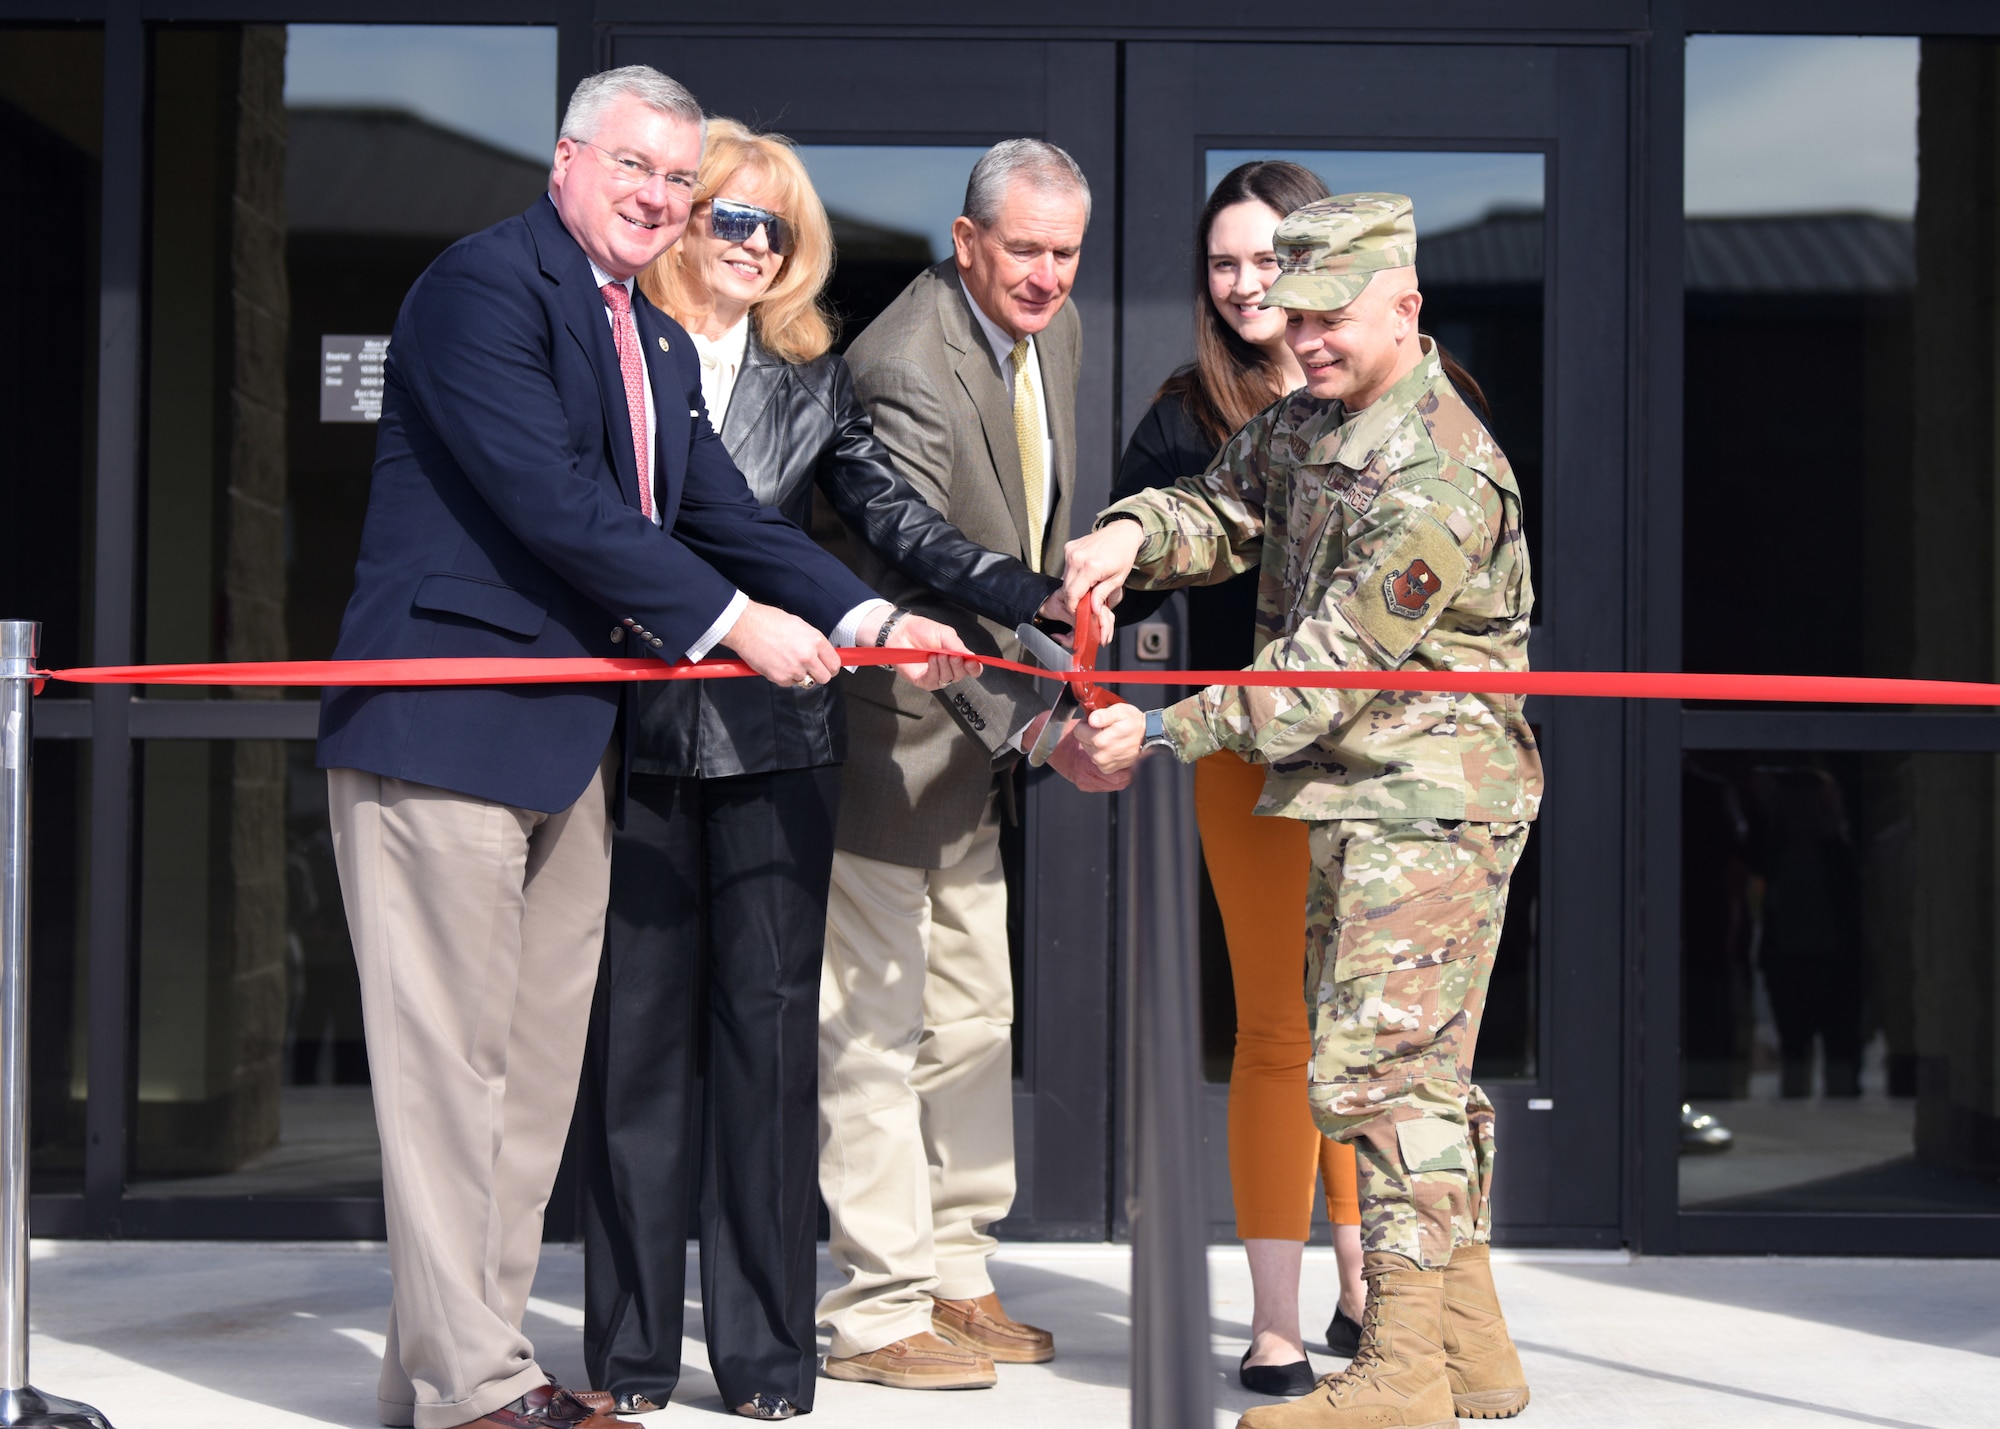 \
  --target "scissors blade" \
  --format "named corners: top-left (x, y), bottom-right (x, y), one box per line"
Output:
top-left (1014, 622), bottom-right (1075, 674)
top-left (1027, 686), bottom-right (1076, 767)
